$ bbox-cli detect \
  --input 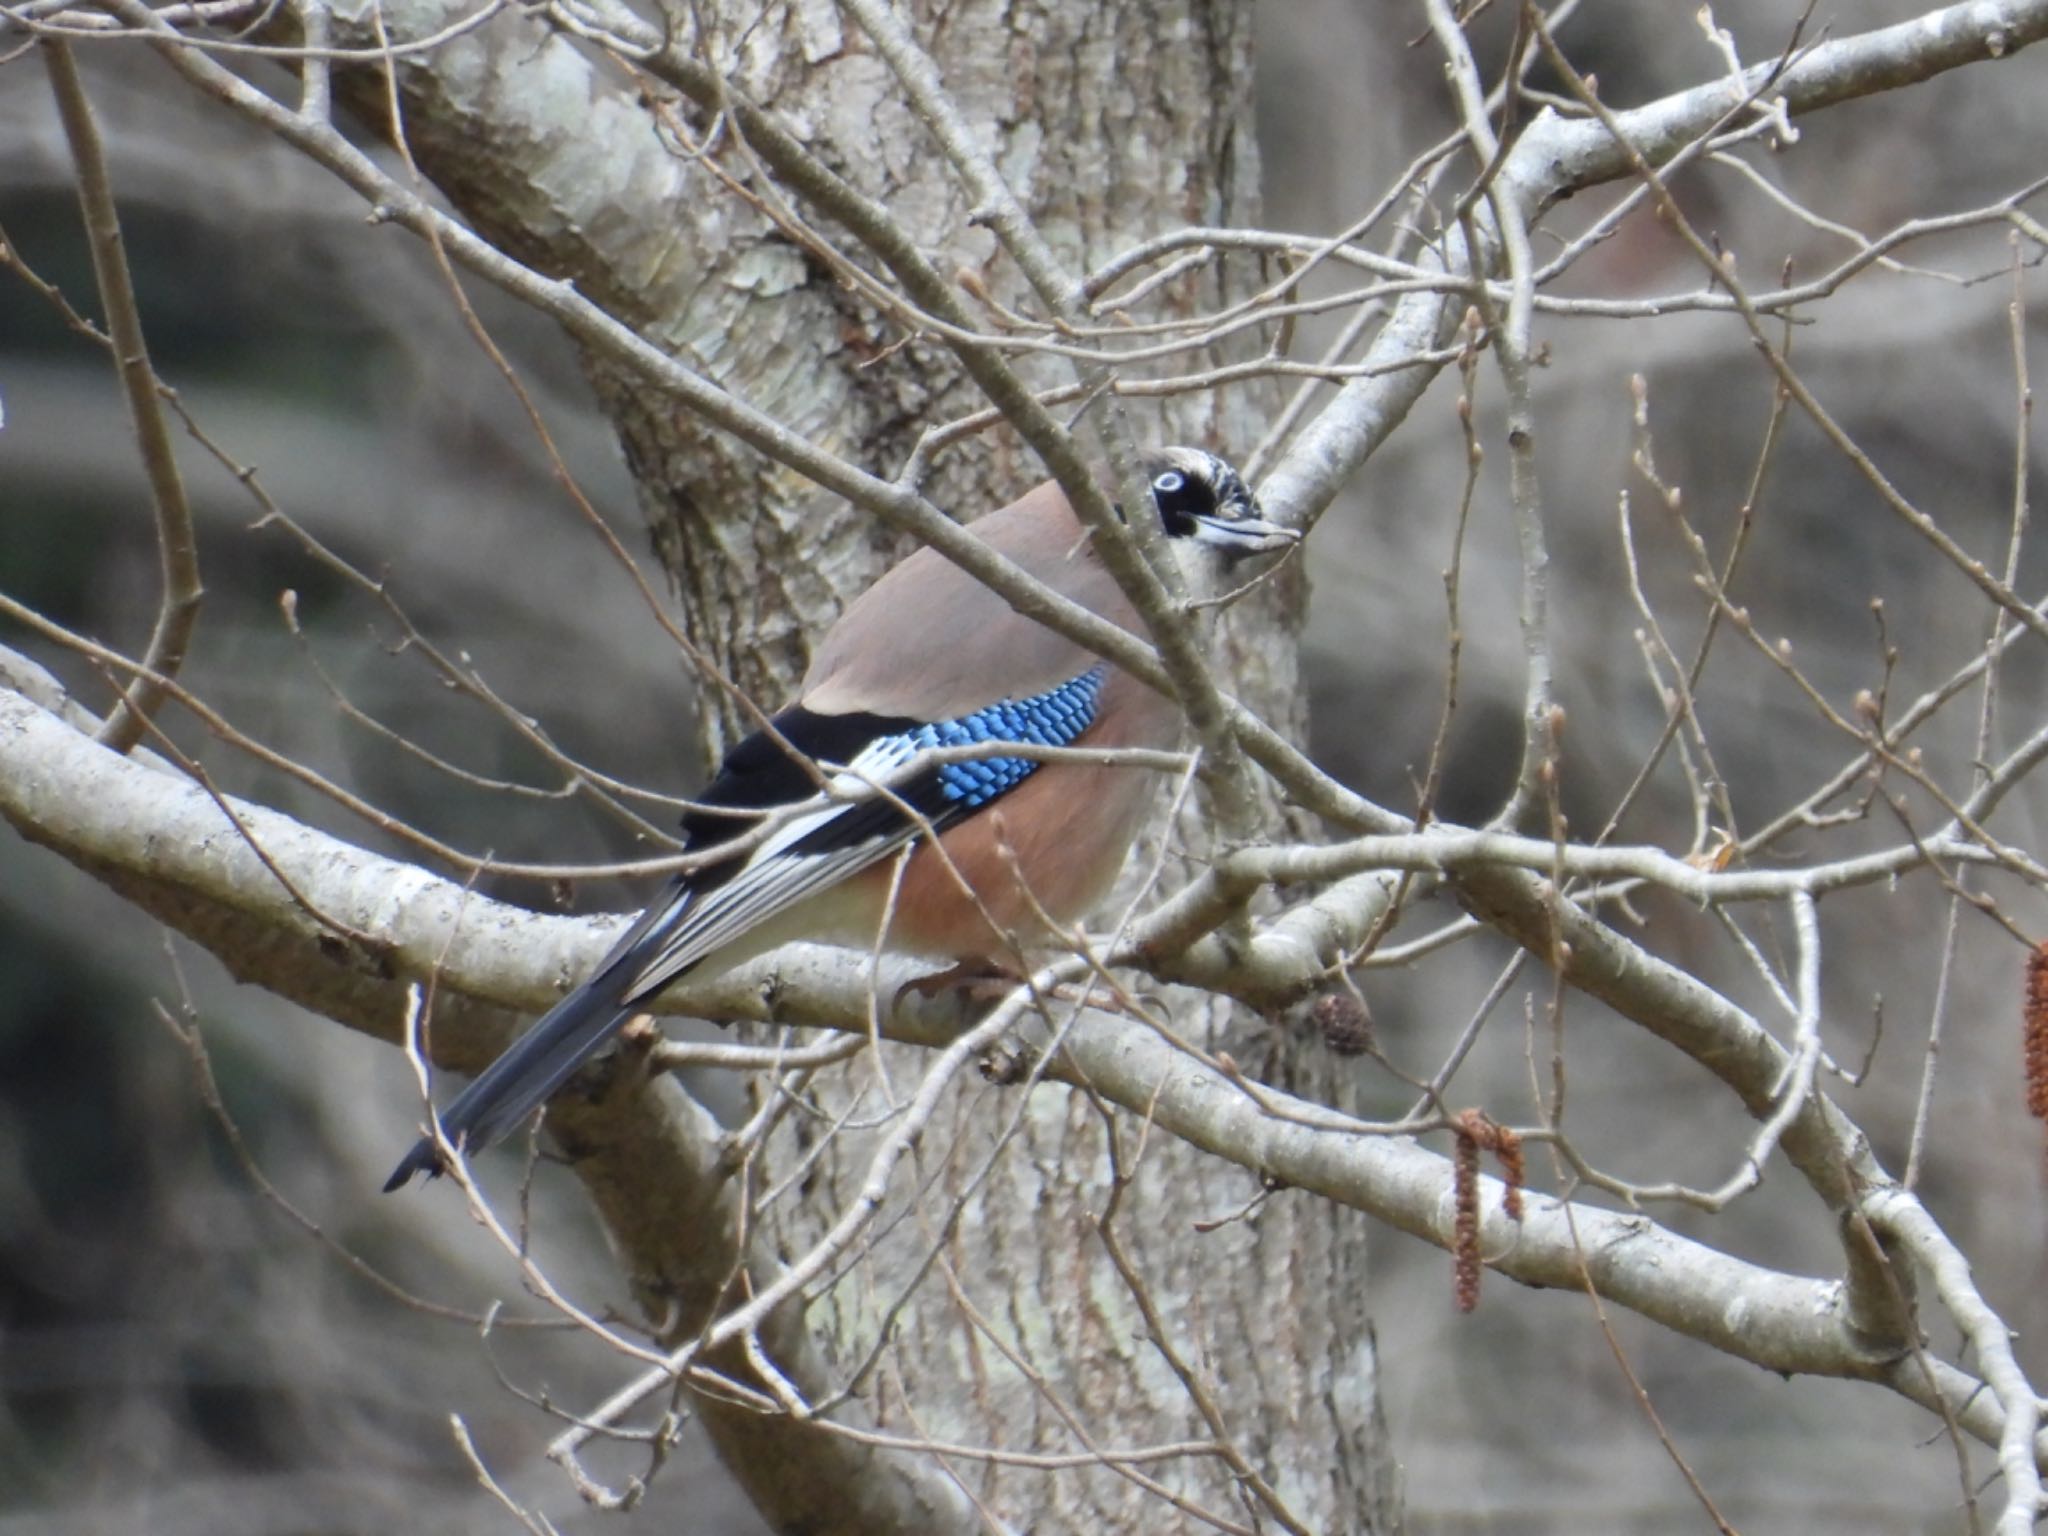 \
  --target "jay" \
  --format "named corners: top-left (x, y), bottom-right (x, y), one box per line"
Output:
top-left (386, 447), bottom-right (1293, 1189)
